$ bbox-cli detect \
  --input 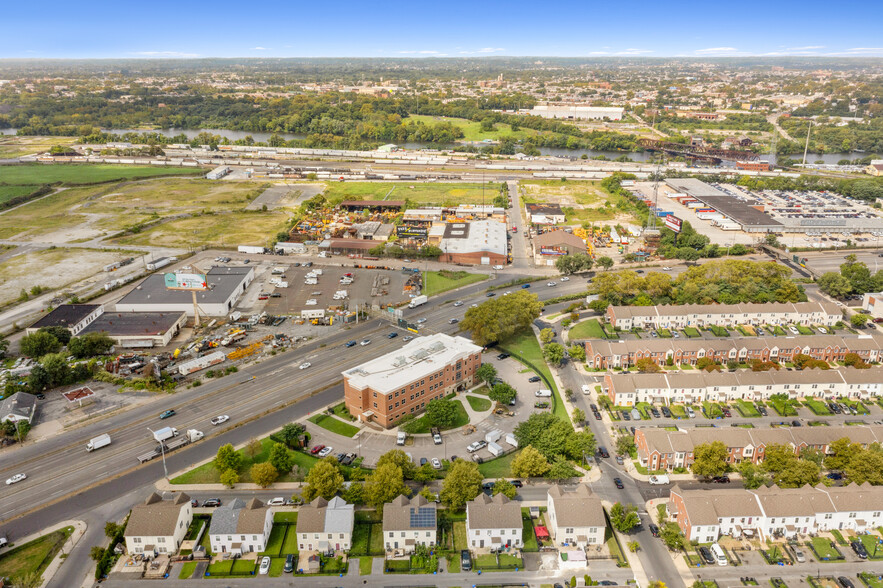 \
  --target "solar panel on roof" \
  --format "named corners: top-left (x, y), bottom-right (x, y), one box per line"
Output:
top-left (409, 507), bottom-right (436, 528)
